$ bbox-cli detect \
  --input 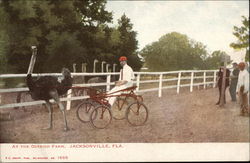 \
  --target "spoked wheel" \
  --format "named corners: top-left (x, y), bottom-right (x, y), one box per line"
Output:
top-left (90, 105), bottom-right (112, 129)
top-left (126, 101), bottom-right (148, 126)
top-left (76, 100), bottom-right (96, 123)
top-left (112, 97), bottom-right (129, 120)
